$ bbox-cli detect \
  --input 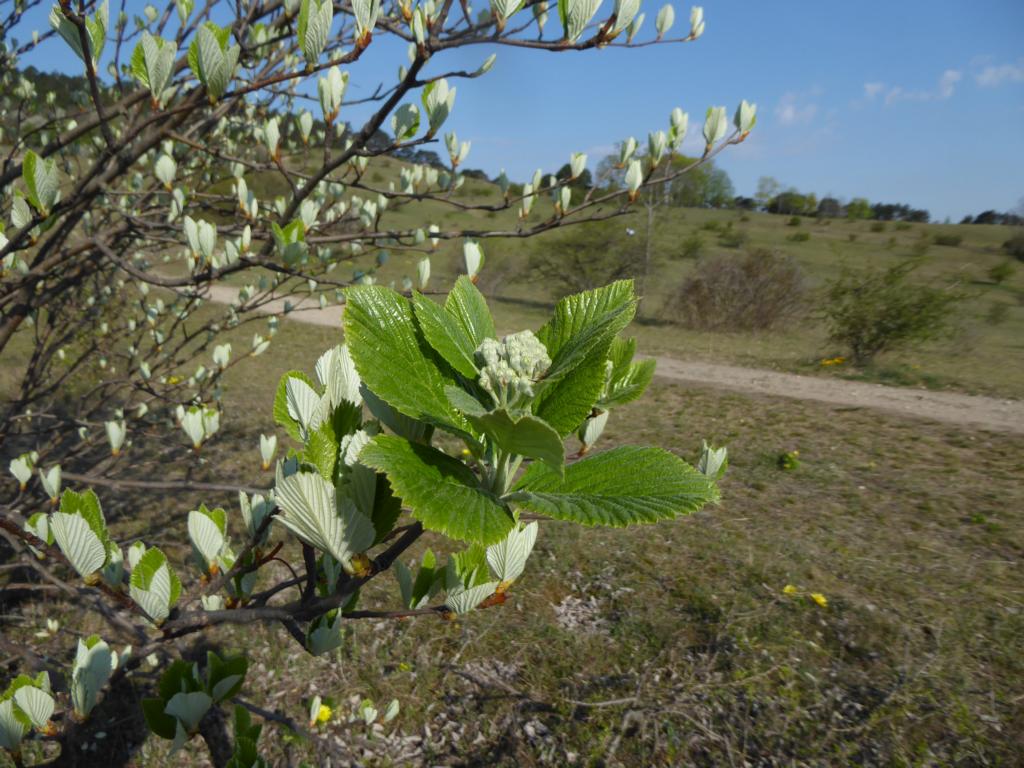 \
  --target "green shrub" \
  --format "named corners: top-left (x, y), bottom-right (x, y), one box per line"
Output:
top-left (895, 221), bottom-right (912, 231)
top-left (988, 260), bottom-right (1015, 285)
top-left (717, 223), bottom-right (749, 249)
top-left (822, 262), bottom-right (963, 366)
top-left (870, 221), bottom-right (886, 233)
top-left (933, 233), bottom-right (963, 247)
top-left (848, 233), bottom-right (858, 242)
top-left (738, 213), bottom-right (750, 222)
top-left (677, 231), bottom-right (705, 260)
top-left (787, 231), bottom-right (810, 242)
top-left (663, 248), bottom-right (806, 331)
top-left (1003, 233), bottom-right (1024, 261)
top-left (699, 220), bottom-right (722, 233)
top-left (787, 215), bottom-right (801, 227)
